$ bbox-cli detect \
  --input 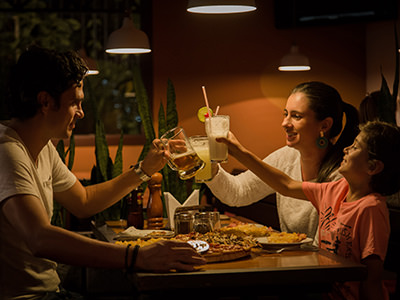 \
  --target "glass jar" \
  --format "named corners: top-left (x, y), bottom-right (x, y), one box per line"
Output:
top-left (209, 211), bottom-right (221, 230)
top-left (193, 212), bottom-right (213, 234)
top-left (174, 212), bottom-right (194, 234)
